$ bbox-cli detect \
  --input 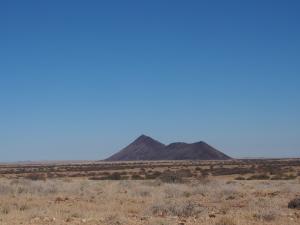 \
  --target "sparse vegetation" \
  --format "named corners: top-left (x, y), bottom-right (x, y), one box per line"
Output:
top-left (0, 159), bottom-right (299, 224)
top-left (247, 174), bottom-right (270, 180)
